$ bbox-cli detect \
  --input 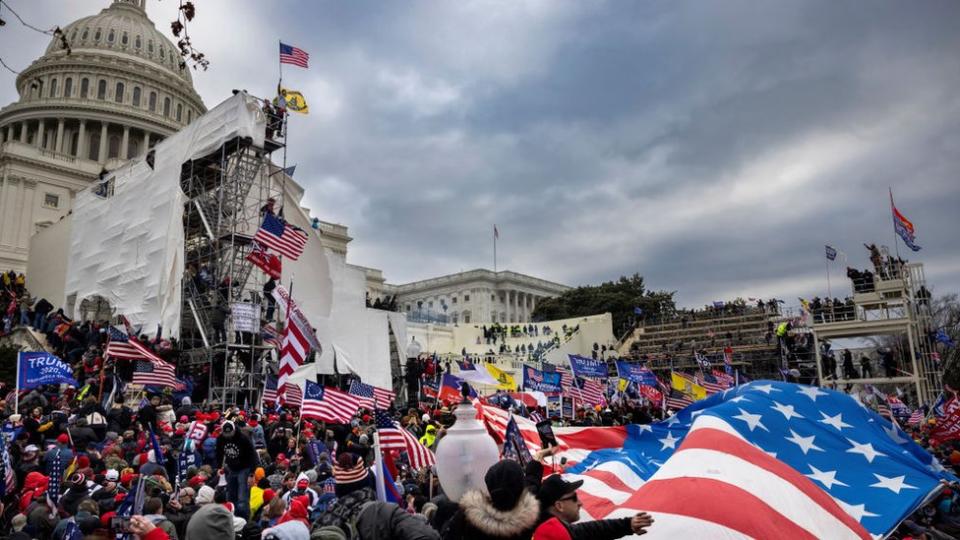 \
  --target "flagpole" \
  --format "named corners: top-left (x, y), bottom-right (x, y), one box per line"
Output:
top-left (373, 431), bottom-right (387, 501)
top-left (493, 225), bottom-right (497, 273)
top-left (825, 255), bottom-right (832, 300)
top-left (14, 352), bottom-right (20, 415)
top-left (889, 187), bottom-right (901, 260)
